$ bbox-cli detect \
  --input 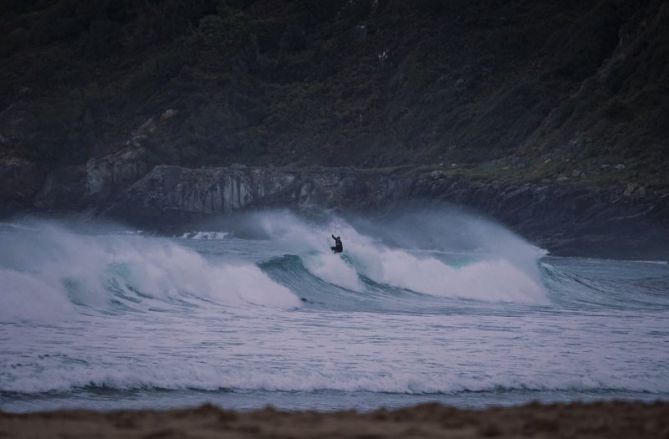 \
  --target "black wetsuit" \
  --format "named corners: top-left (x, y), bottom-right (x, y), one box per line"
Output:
top-left (331, 235), bottom-right (343, 253)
